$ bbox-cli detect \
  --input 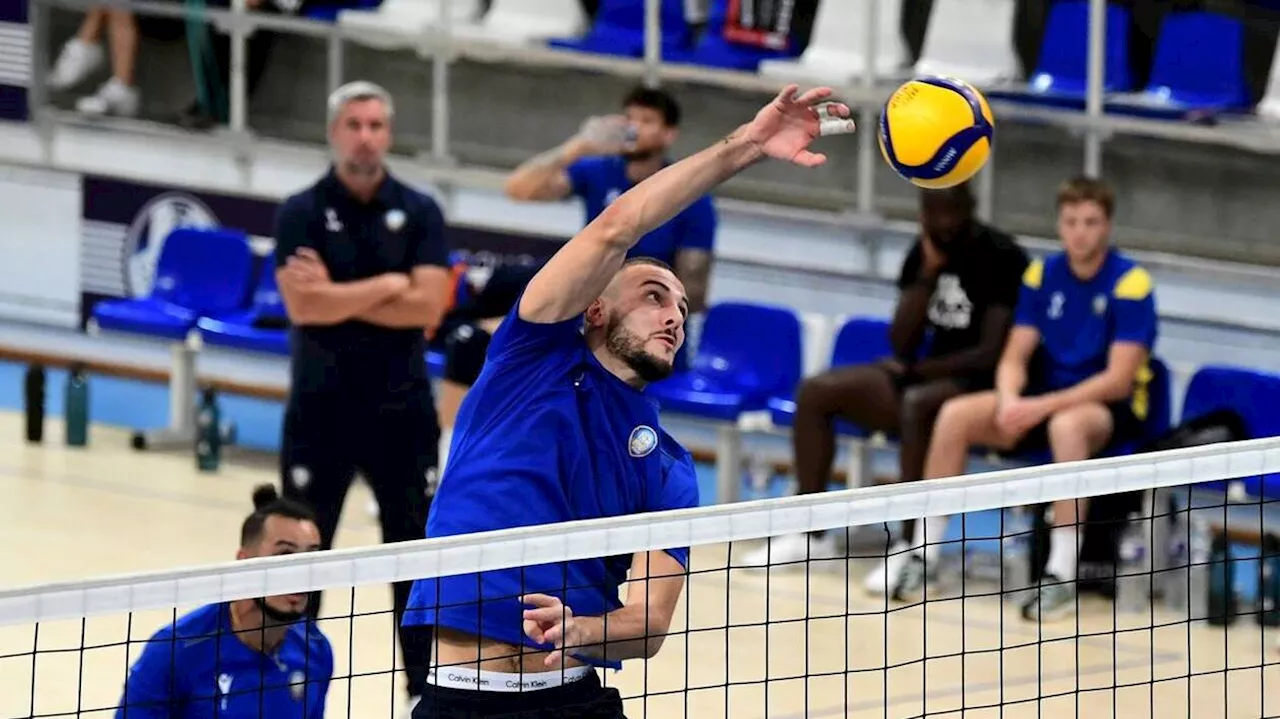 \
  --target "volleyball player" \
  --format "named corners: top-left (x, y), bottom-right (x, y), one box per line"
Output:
top-left (113, 486), bottom-right (331, 719)
top-left (402, 85), bottom-right (855, 718)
